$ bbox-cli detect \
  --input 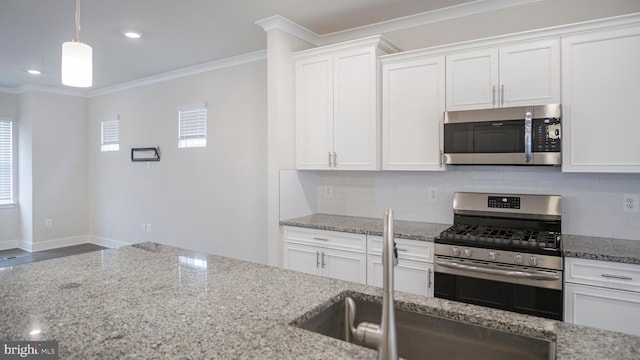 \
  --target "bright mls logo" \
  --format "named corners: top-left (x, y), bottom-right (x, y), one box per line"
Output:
top-left (1, 341), bottom-right (58, 359)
